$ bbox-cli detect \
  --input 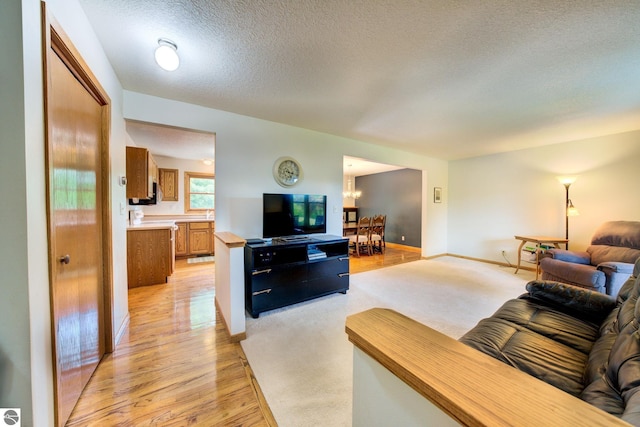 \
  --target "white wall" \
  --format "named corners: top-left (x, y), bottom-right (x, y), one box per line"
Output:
top-left (123, 91), bottom-right (449, 256)
top-left (0, 1), bottom-right (129, 425)
top-left (448, 132), bottom-right (640, 264)
top-left (138, 155), bottom-right (215, 216)
top-left (0, 2), bottom-right (48, 426)
top-left (352, 348), bottom-right (459, 426)
top-left (122, 91), bottom-right (449, 337)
